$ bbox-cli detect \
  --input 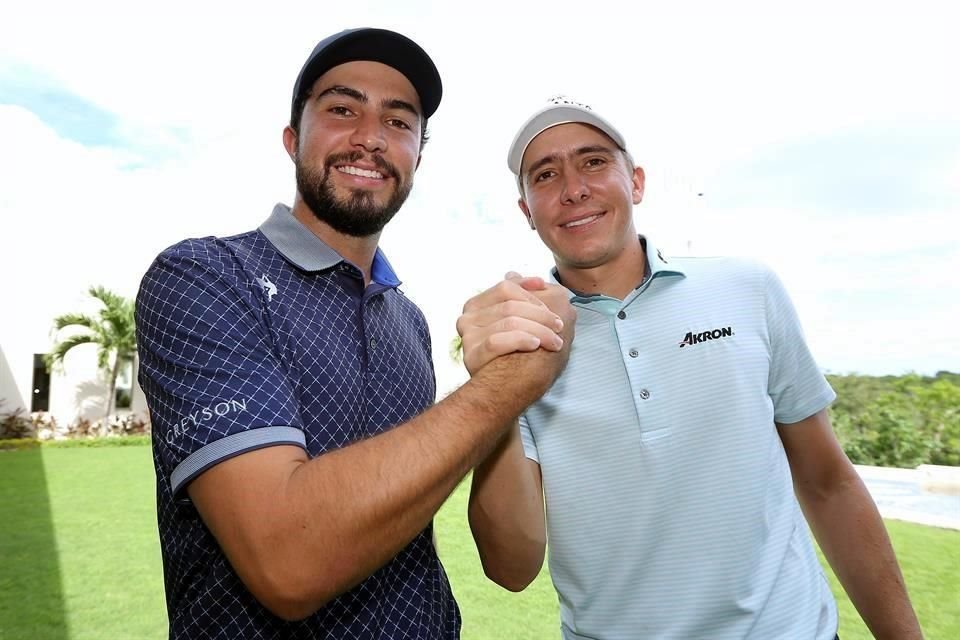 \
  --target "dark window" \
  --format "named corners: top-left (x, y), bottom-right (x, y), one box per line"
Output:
top-left (115, 360), bottom-right (133, 409)
top-left (31, 354), bottom-right (50, 412)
